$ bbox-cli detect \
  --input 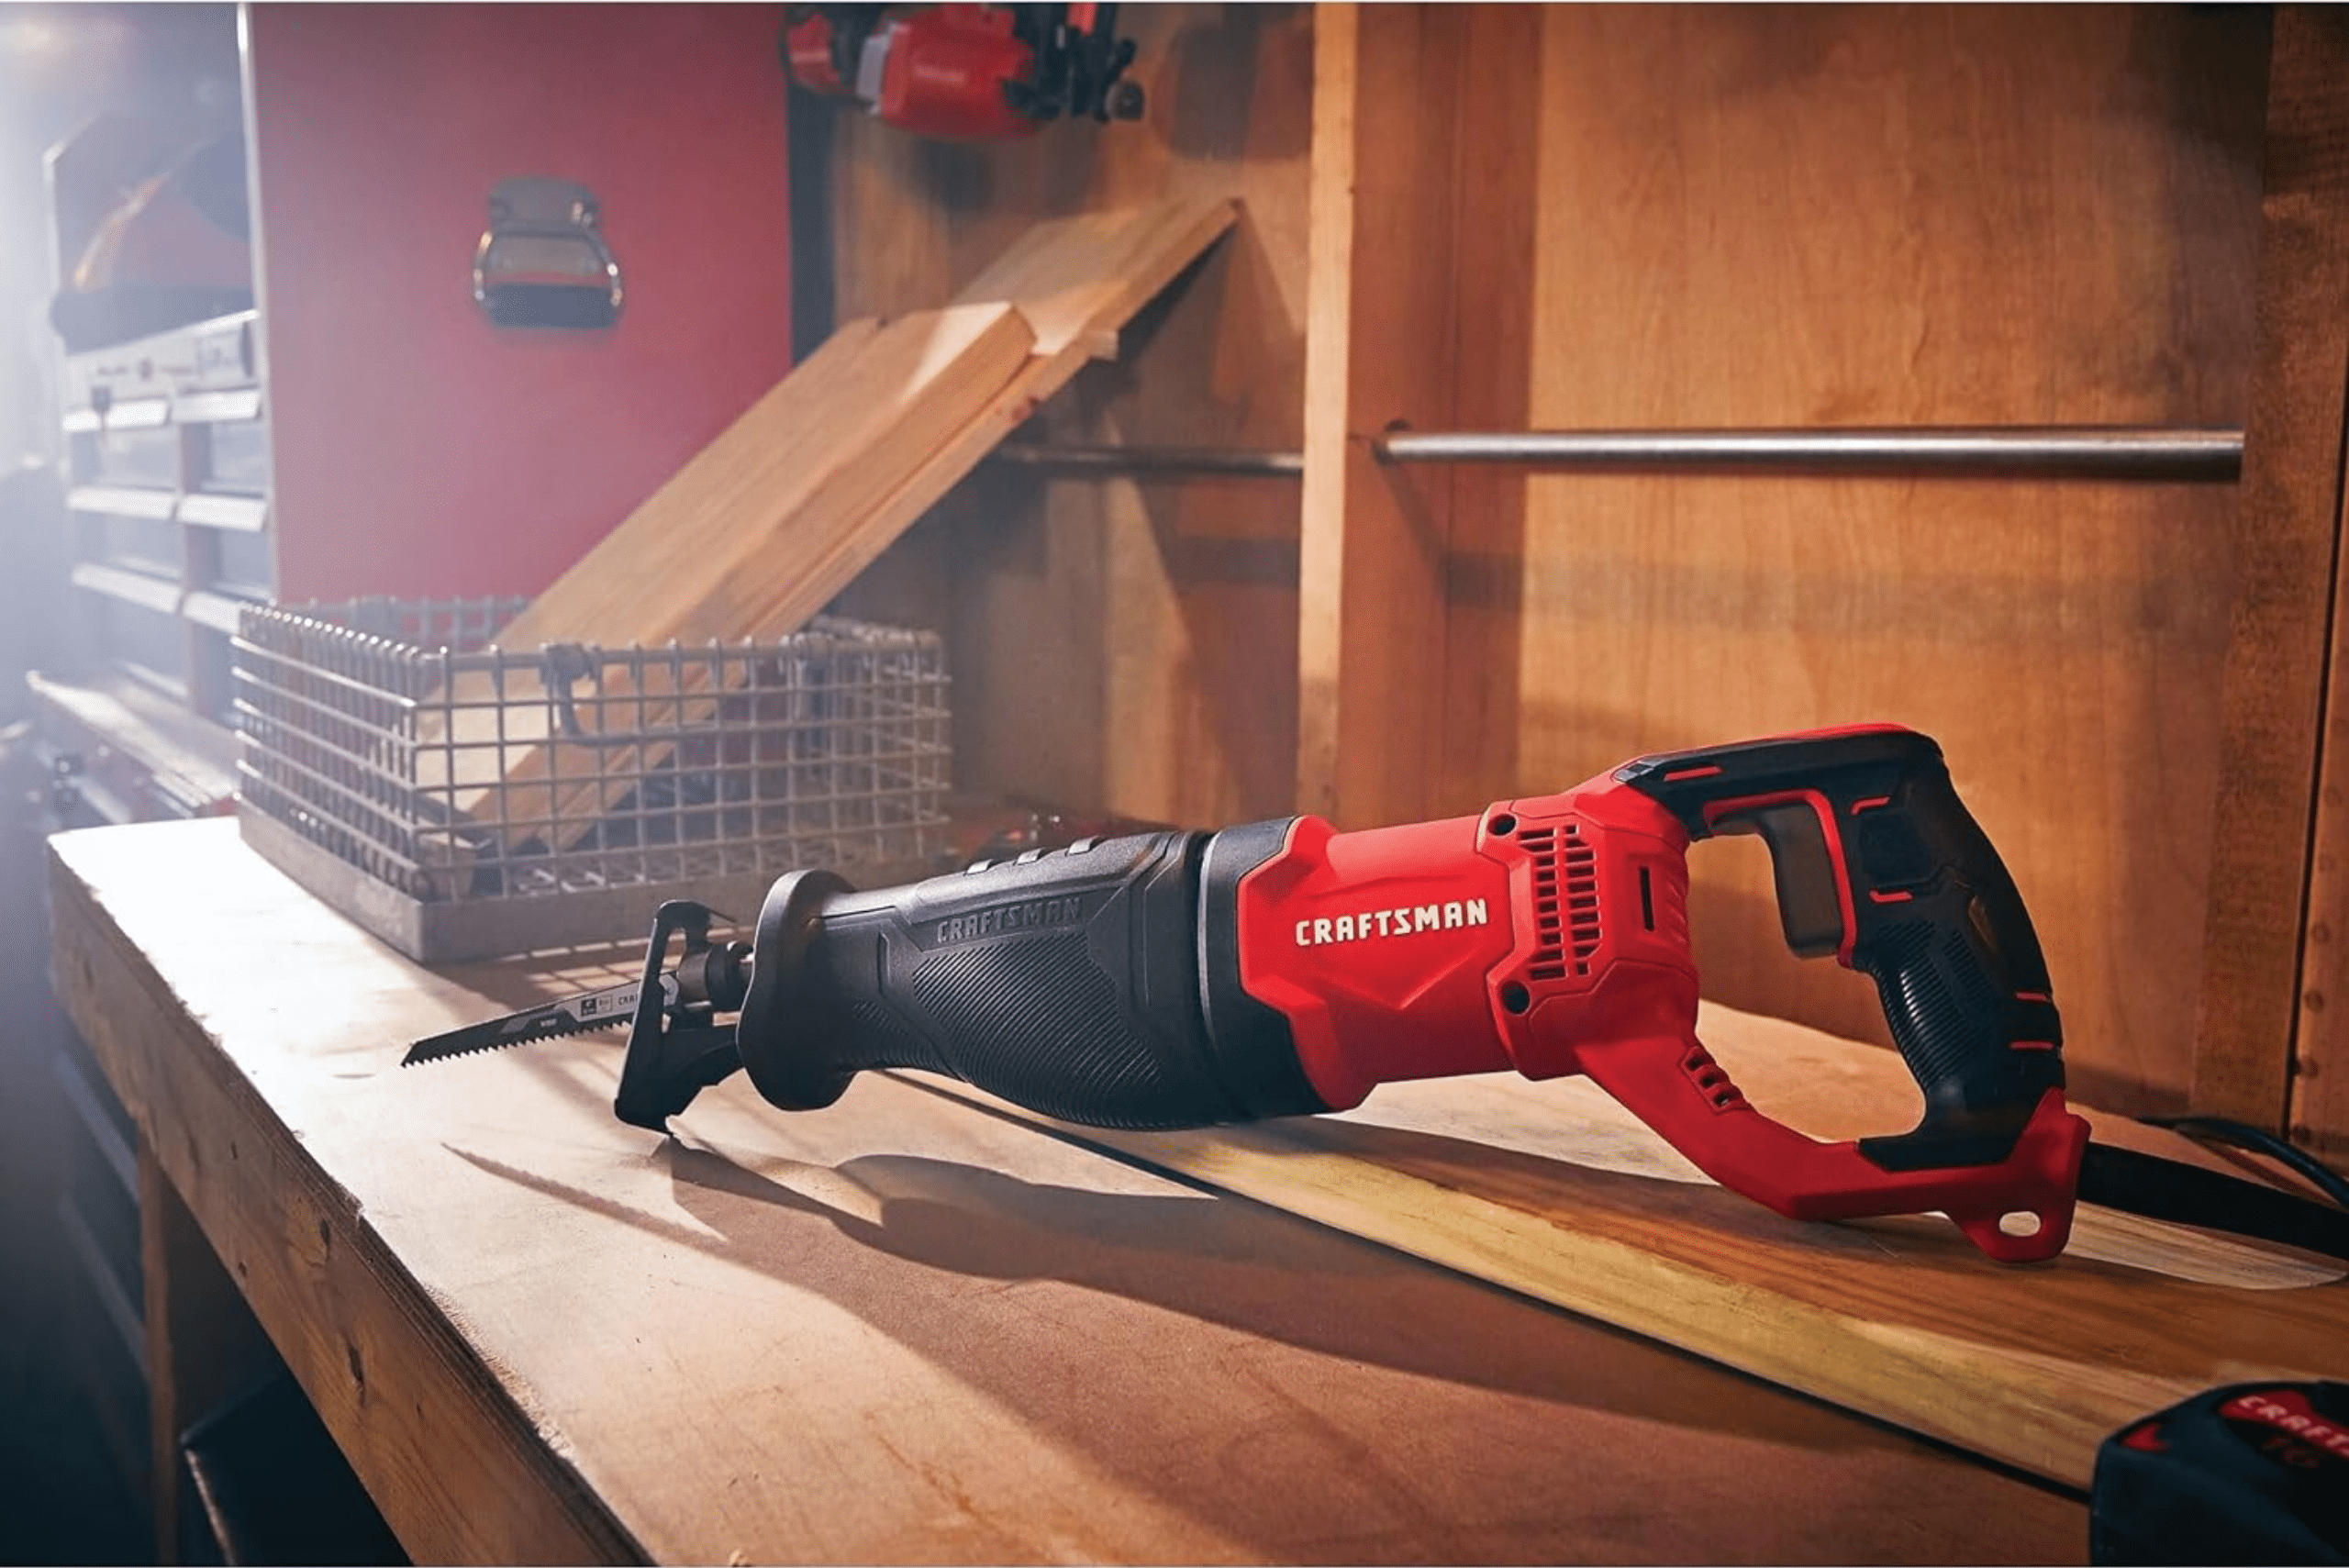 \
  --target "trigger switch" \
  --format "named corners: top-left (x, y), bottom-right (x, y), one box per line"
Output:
top-left (1743, 802), bottom-right (1844, 959)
